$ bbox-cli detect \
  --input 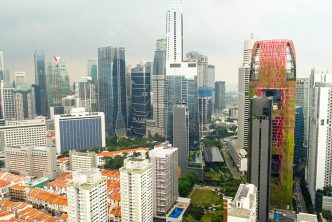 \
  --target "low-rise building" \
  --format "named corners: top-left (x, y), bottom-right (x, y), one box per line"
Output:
top-left (57, 157), bottom-right (70, 172)
top-left (297, 213), bottom-right (318, 222)
top-left (227, 139), bottom-right (247, 173)
top-left (96, 147), bottom-right (149, 166)
top-left (26, 188), bottom-right (68, 213)
top-left (323, 196), bottom-right (332, 212)
top-left (224, 184), bottom-right (257, 222)
top-left (69, 150), bottom-right (96, 171)
top-left (9, 184), bottom-right (28, 201)
top-left (45, 179), bottom-right (68, 195)
top-left (0, 179), bottom-right (11, 198)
